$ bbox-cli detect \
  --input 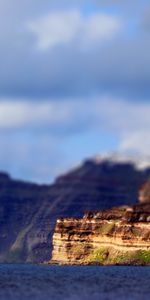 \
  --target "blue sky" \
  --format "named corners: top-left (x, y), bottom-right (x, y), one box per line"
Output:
top-left (0, 0), bottom-right (150, 182)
